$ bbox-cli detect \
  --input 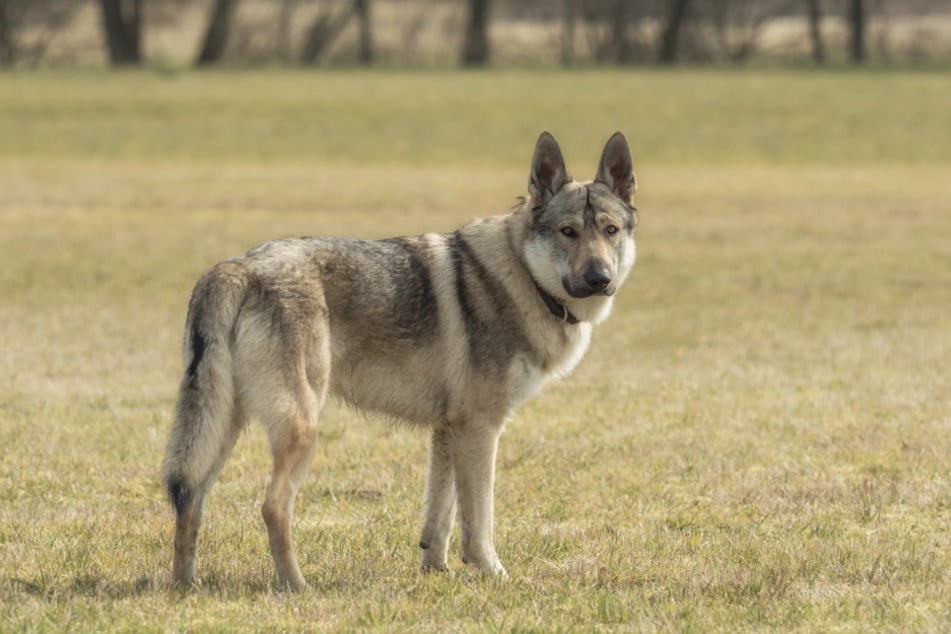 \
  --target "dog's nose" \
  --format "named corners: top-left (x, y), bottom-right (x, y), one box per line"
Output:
top-left (583, 266), bottom-right (612, 292)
